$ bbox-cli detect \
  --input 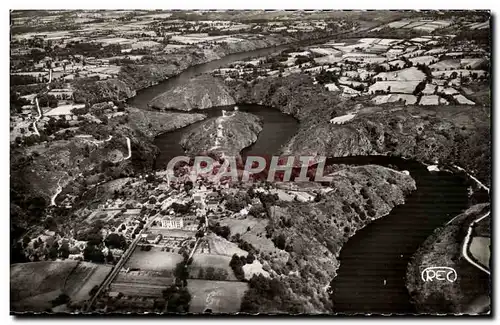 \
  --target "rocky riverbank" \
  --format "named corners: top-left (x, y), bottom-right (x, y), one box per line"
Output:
top-left (239, 164), bottom-right (416, 313)
top-left (126, 106), bottom-right (207, 139)
top-left (228, 74), bottom-right (491, 186)
top-left (72, 35), bottom-right (296, 105)
top-left (406, 203), bottom-right (491, 314)
top-left (180, 111), bottom-right (263, 157)
top-left (149, 75), bottom-right (236, 111)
